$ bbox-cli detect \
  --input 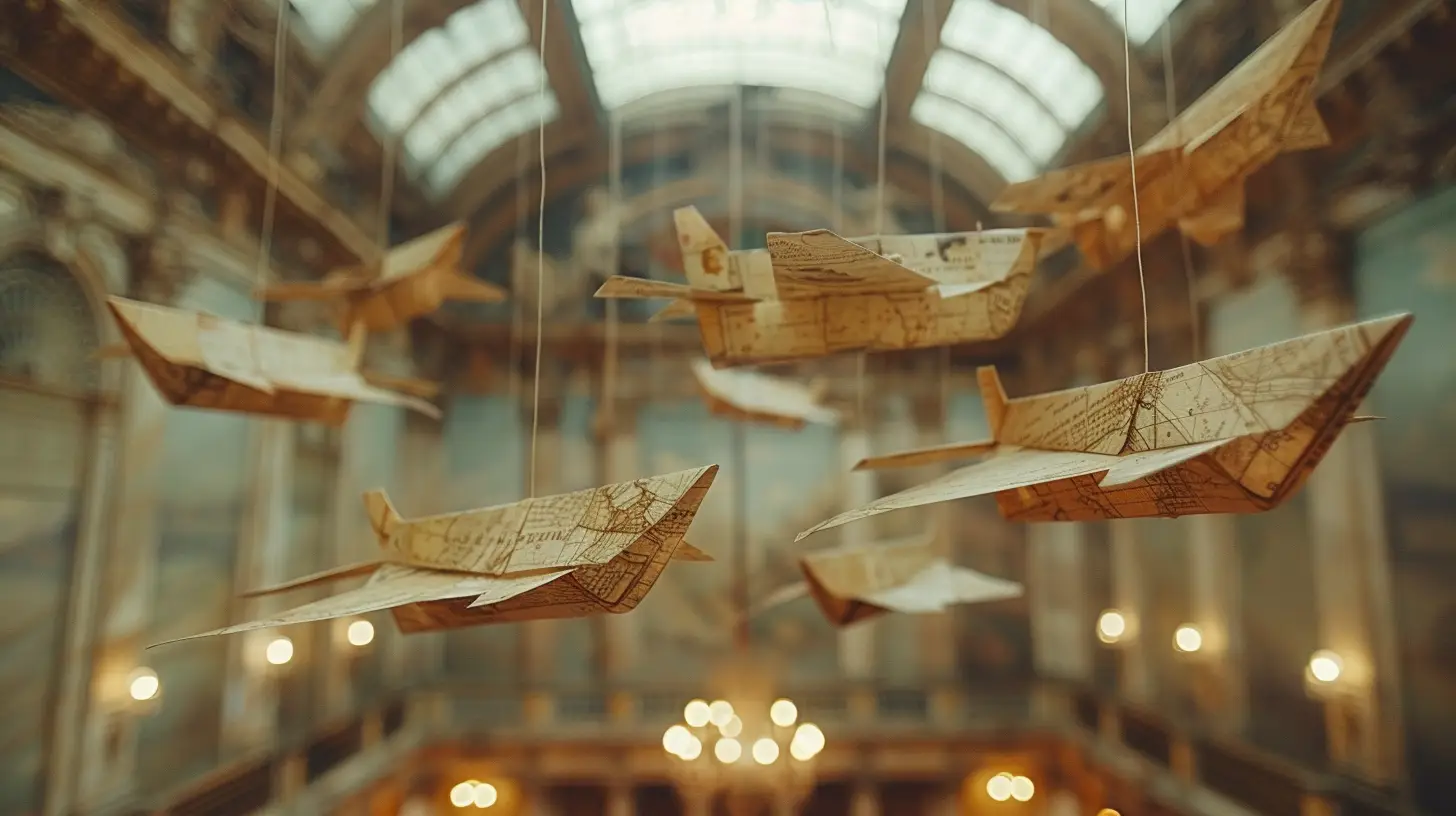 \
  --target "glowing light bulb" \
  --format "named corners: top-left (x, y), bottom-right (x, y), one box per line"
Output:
top-left (1097, 610), bottom-right (1127, 643)
top-left (714, 737), bottom-right (742, 763)
top-left (986, 773), bottom-right (1013, 802)
top-left (679, 734), bottom-right (703, 760)
top-left (684, 699), bottom-right (711, 727)
top-left (346, 620), bottom-right (374, 647)
top-left (752, 737), bottom-right (780, 765)
top-left (1309, 650), bottom-right (1343, 683)
top-left (1010, 775), bottom-right (1035, 802)
top-left (790, 723), bottom-right (824, 760)
top-left (770, 698), bottom-right (798, 727)
top-left (720, 714), bottom-right (743, 738)
top-left (663, 724), bottom-right (691, 755)
top-left (449, 781), bottom-right (478, 807)
top-left (708, 699), bottom-right (734, 727)
top-left (1097, 809), bottom-right (1122, 816)
top-left (1174, 624), bottom-right (1203, 653)
top-left (265, 636), bottom-right (294, 666)
top-left (472, 782), bottom-right (498, 808)
top-left (128, 667), bottom-right (159, 702)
